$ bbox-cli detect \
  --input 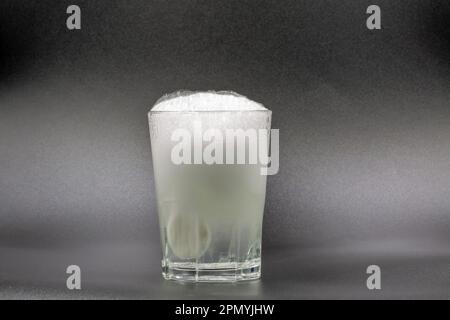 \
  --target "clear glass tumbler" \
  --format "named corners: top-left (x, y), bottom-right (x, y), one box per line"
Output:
top-left (148, 92), bottom-right (271, 282)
